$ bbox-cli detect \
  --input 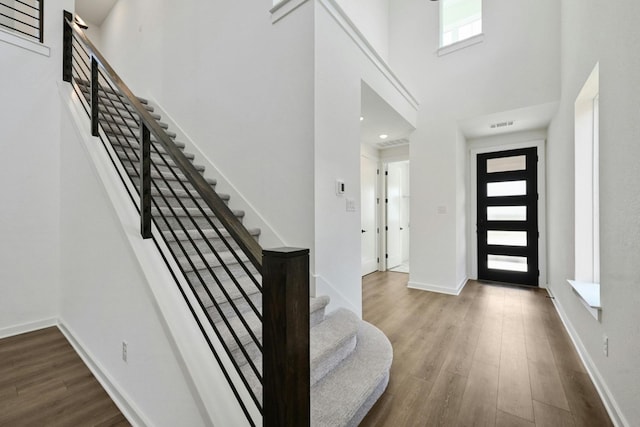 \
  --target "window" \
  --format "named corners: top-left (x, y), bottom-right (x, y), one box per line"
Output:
top-left (570, 63), bottom-right (600, 320)
top-left (574, 63), bottom-right (600, 285)
top-left (440, 0), bottom-right (482, 47)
